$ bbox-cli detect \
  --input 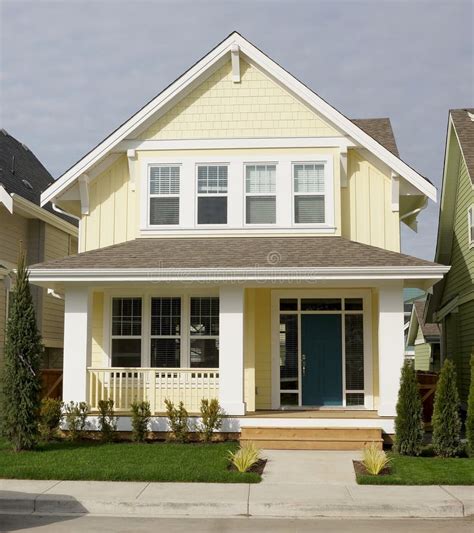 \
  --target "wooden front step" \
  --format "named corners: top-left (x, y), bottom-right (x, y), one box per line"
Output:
top-left (240, 426), bottom-right (383, 450)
